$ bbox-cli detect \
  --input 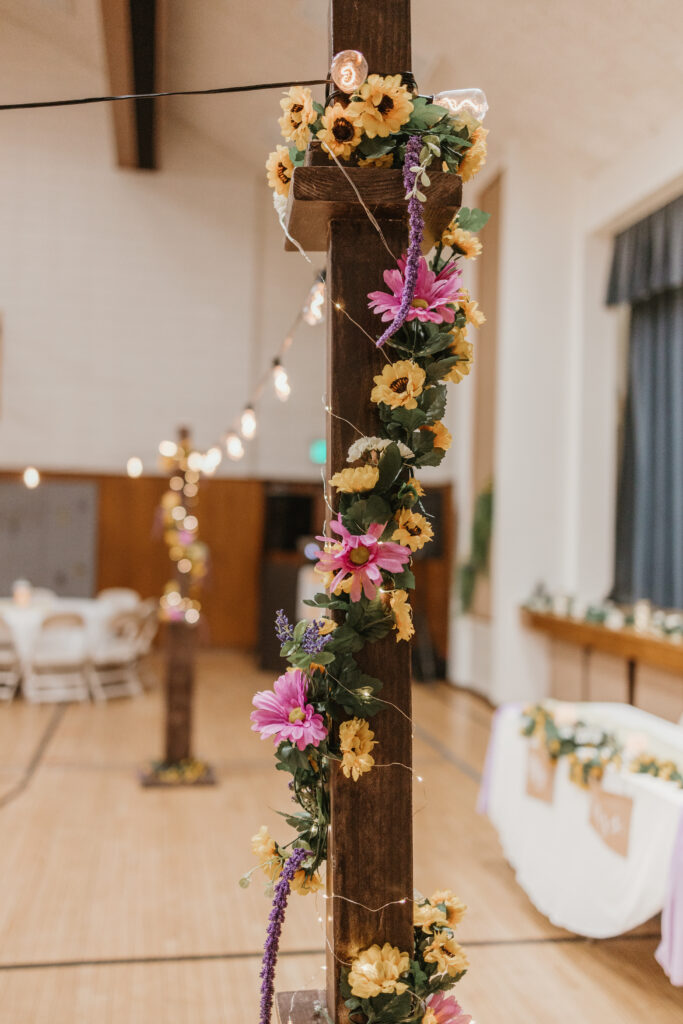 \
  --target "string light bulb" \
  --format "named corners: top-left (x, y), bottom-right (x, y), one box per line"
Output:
top-left (302, 272), bottom-right (326, 325)
top-left (158, 440), bottom-right (178, 458)
top-left (330, 50), bottom-right (368, 94)
top-left (272, 359), bottom-right (291, 401)
top-left (225, 431), bottom-right (245, 461)
top-left (432, 87), bottom-right (488, 122)
top-left (23, 466), bottom-right (40, 489)
top-left (126, 456), bottom-right (143, 478)
top-left (240, 405), bottom-right (257, 440)
top-left (203, 446), bottom-right (223, 474)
